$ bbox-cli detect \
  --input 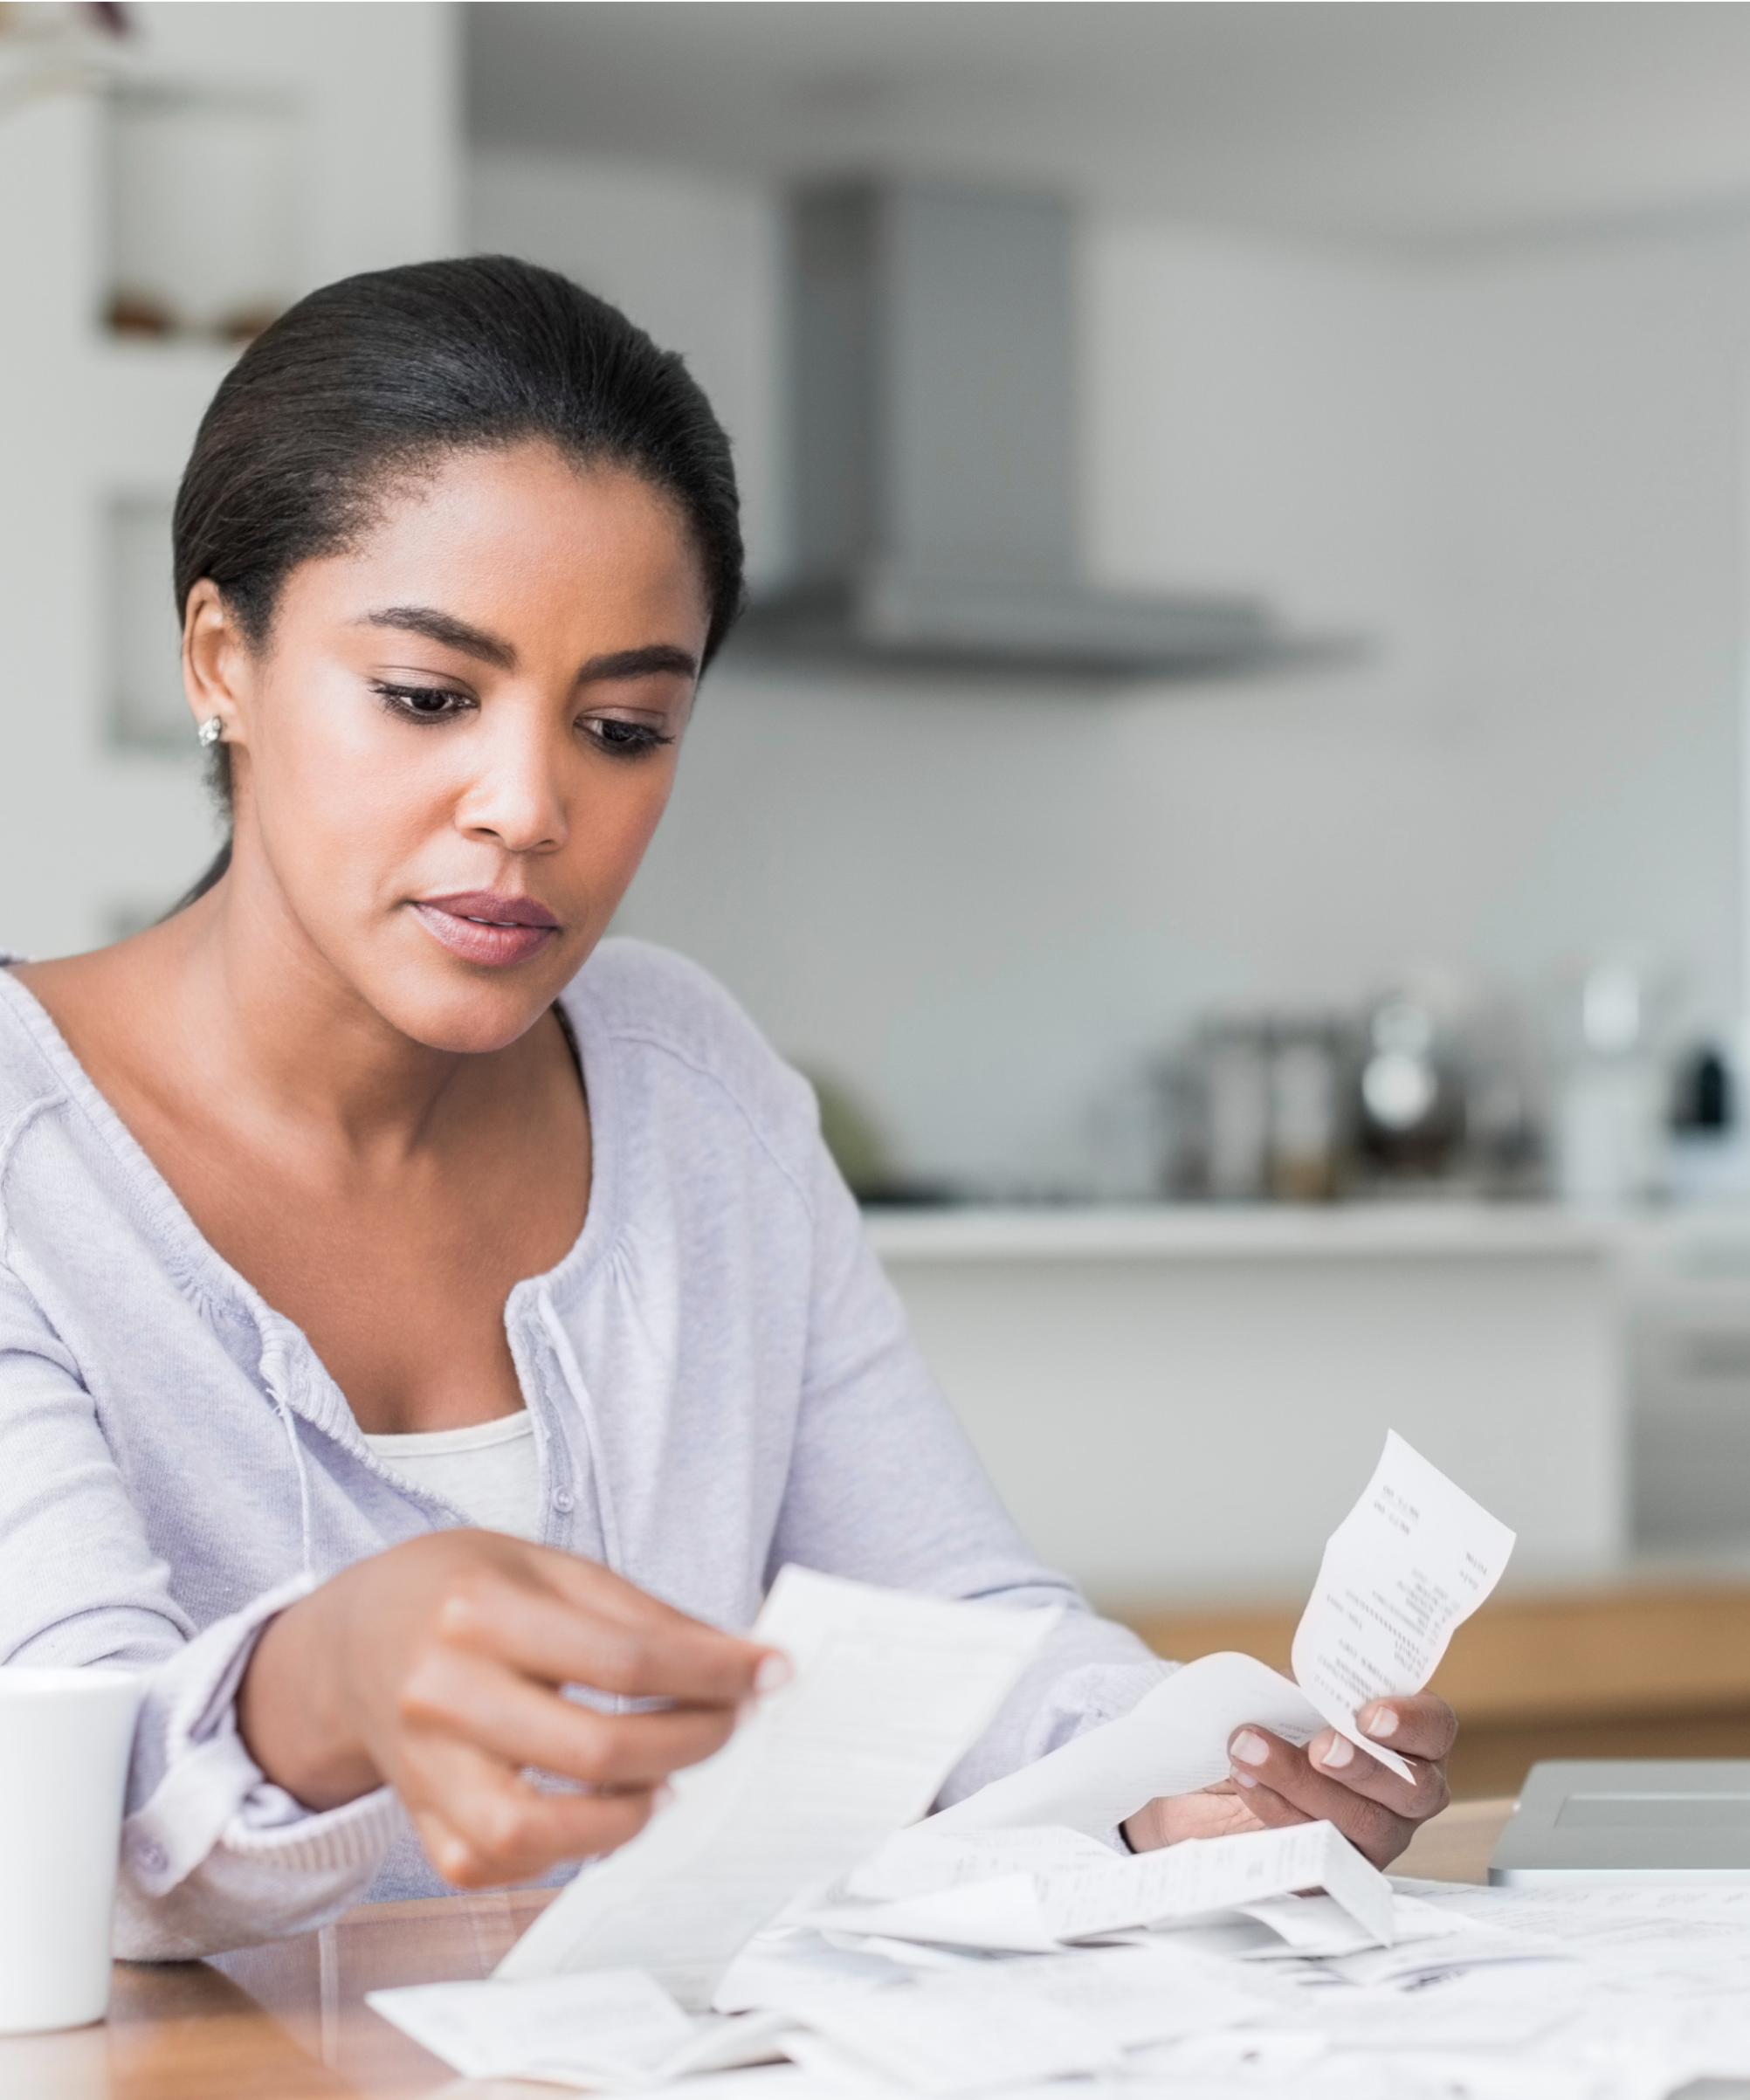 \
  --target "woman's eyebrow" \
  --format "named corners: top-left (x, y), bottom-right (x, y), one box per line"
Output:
top-left (355, 615), bottom-right (695, 684)
top-left (358, 606), bottom-right (518, 669)
top-left (578, 644), bottom-right (699, 681)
